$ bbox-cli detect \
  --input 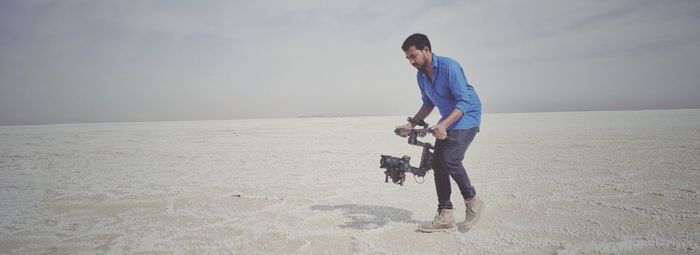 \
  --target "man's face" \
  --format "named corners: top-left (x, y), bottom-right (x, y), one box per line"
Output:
top-left (404, 46), bottom-right (429, 70)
